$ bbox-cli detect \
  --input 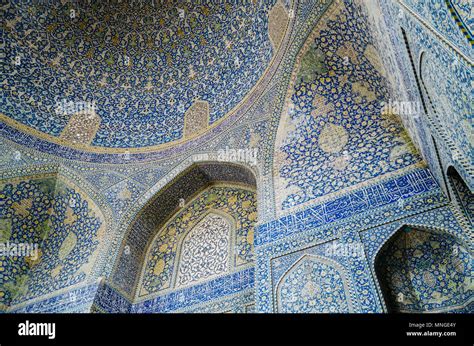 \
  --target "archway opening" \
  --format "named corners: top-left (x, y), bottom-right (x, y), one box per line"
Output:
top-left (103, 162), bottom-right (258, 312)
top-left (447, 166), bottom-right (473, 225)
top-left (375, 226), bottom-right (472, 313)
